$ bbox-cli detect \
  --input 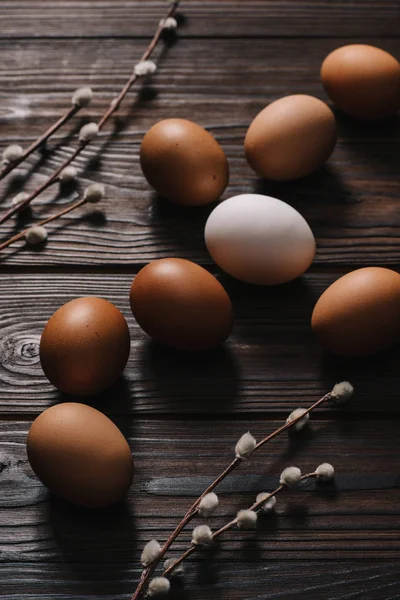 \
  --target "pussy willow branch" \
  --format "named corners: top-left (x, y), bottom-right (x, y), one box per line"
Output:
top-left (0, 0), bottom-right (180, 228)
top-left (0, 196), bottom-right (87, 251)
top-left (0, 104), bottom-right (80, 181)
top-left (131, 390), bottom-right (333, 600)
top-left (163, 473), bottom-right (318, 577)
